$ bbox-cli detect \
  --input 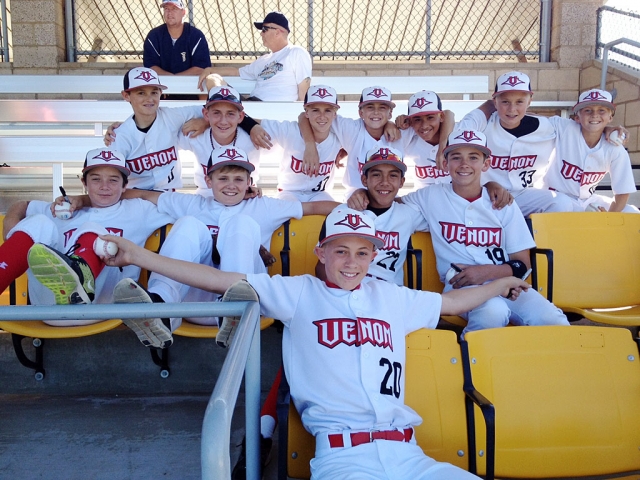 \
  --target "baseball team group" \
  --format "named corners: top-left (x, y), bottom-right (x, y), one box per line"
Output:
top-left (1, 1), bottom-right (636, 479)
